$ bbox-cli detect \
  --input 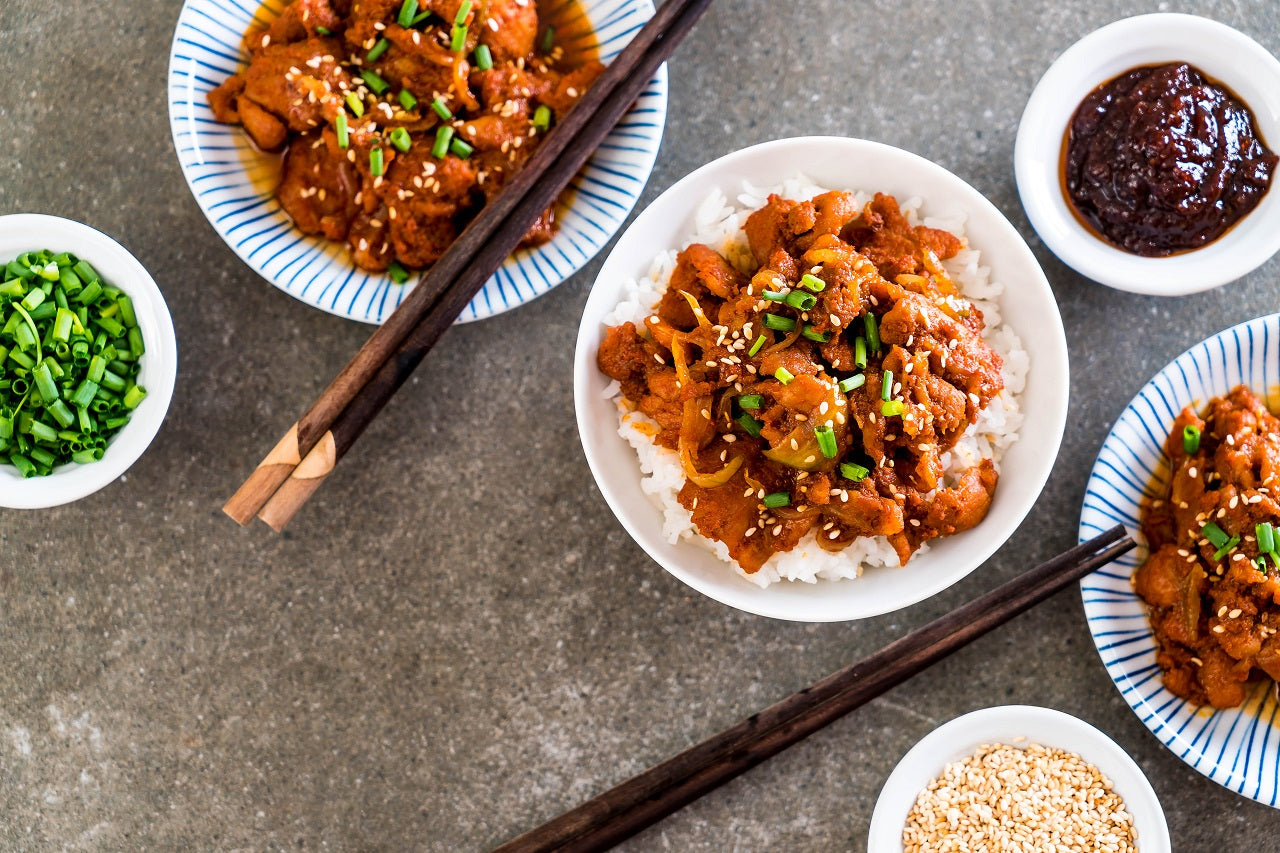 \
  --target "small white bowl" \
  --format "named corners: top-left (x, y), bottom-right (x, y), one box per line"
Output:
top-left (0, 215), bottom-right (178, 508)
top-left (574, 136), bottom-right (1068, 622)
top-left (868, 705), bottom-right (1170, 852)
top-left (1014, 14), bottom-right (1280, 295)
